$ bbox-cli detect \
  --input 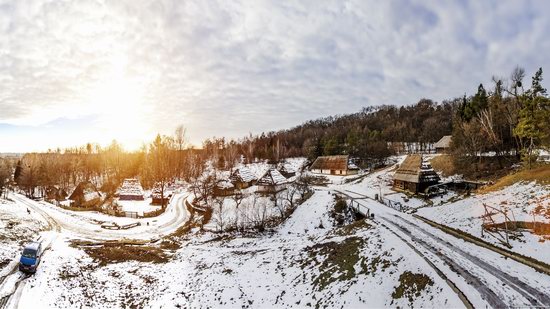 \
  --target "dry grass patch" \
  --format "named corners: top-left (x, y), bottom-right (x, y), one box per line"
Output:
top-left (430, 155), bottom-right (456, 176)
top-left (391, 271), bottom-right (434, 304)
top-left (83, 244), bottom-right (169, 266)
top-left (479, 164), bottom-right (550, 193)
